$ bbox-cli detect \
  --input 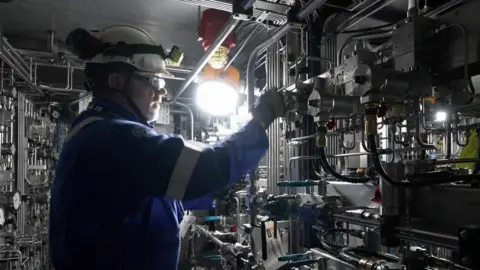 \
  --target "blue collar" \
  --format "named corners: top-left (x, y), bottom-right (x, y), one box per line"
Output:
top-left (91, 98), bottom-right (140, 122)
